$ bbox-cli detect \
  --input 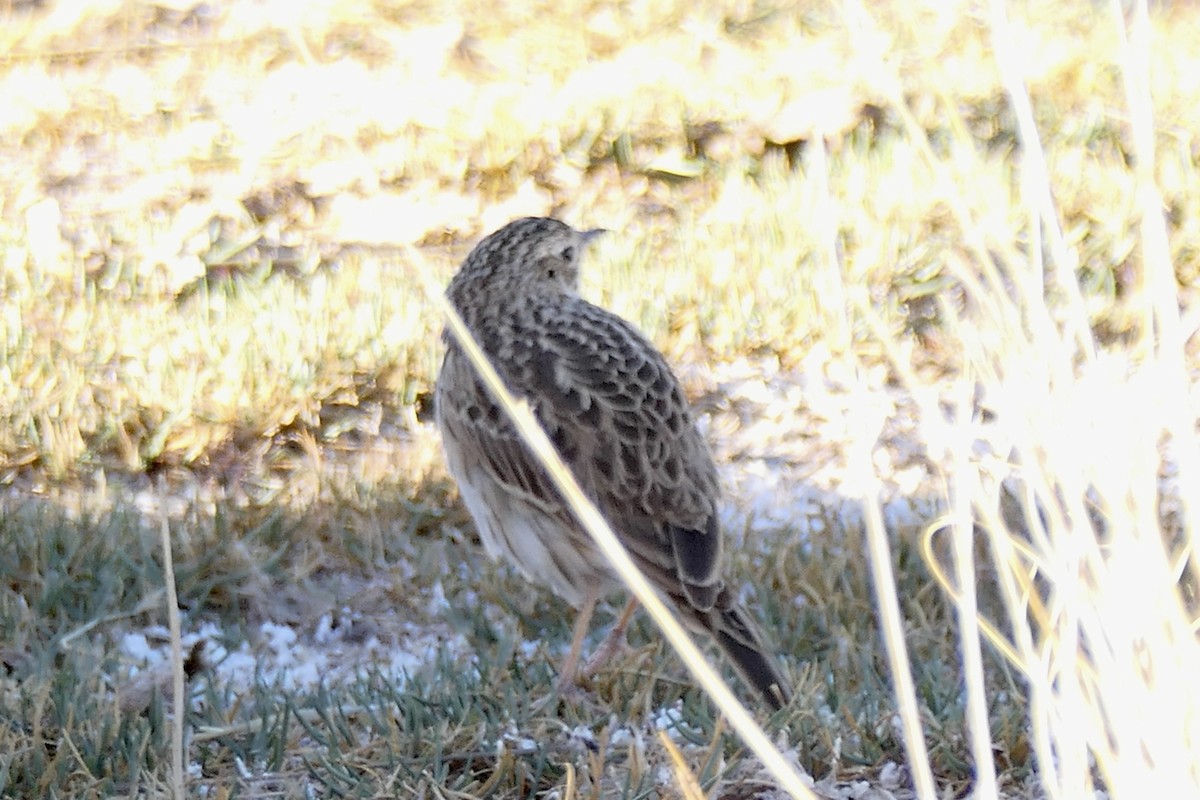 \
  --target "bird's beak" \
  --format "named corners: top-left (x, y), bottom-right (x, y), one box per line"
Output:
top-left (580, 228), bottom-right (607, 247)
